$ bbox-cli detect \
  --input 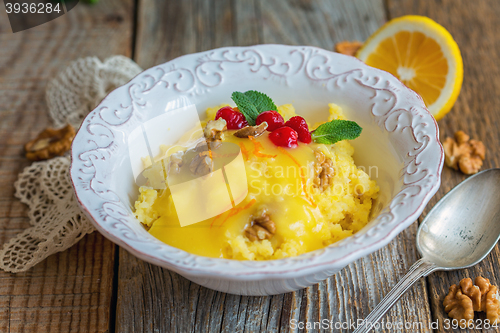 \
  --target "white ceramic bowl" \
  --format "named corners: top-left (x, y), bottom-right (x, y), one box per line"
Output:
top-left (70, 45), bottom-right (443, 296)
